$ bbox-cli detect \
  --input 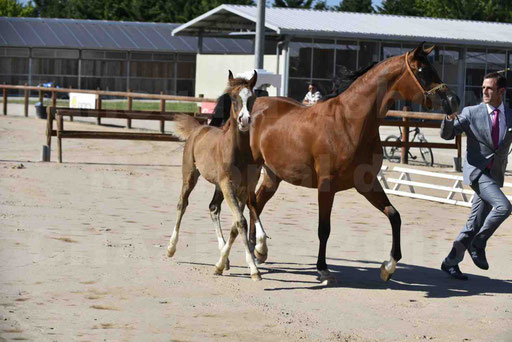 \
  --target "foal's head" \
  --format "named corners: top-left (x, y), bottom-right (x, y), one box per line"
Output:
top-left (226, 70), bottom-right (257, 132)
top-left (398, 42), bottom-right (460, 114)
